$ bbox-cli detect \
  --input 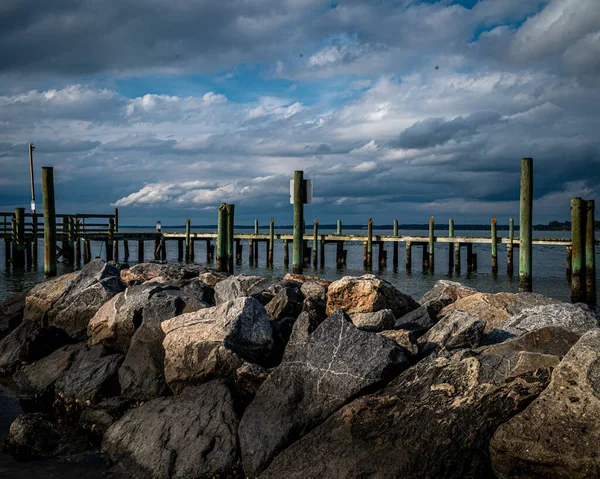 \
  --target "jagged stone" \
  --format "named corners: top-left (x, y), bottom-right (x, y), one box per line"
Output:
top-left (378, 329), bottom-right (419, 356)
top-left (283, 298), bottom-right (327, 361)
top-left (394, 305), bottom-right (438, 336)
top-left (120, 262), bottom-right (205, 287)
top-left (265, 285), bottom-right (304, 321)
top-left (22, 273), bottom-right (78, 323)
top-left (239, 310), bottom-right (409, 476)
top-left (103, 380), bottom-right (242, 479)
top-left (235, 362), bottom-right (270, 396)
top-left (350, 309), bottom-right (395, 332)
top-left (0, 290), bottom-right (28, 340)
top-left (326, 274), bottom-right (419, 318)
top-left (418, 310), bottom-right (485, 354)
top-left (300, 281), bottom-right (327, 301)
top-left (214, 275), bottom-right (280, 305)
top-left (418, 280), bottom-right (478, 314)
